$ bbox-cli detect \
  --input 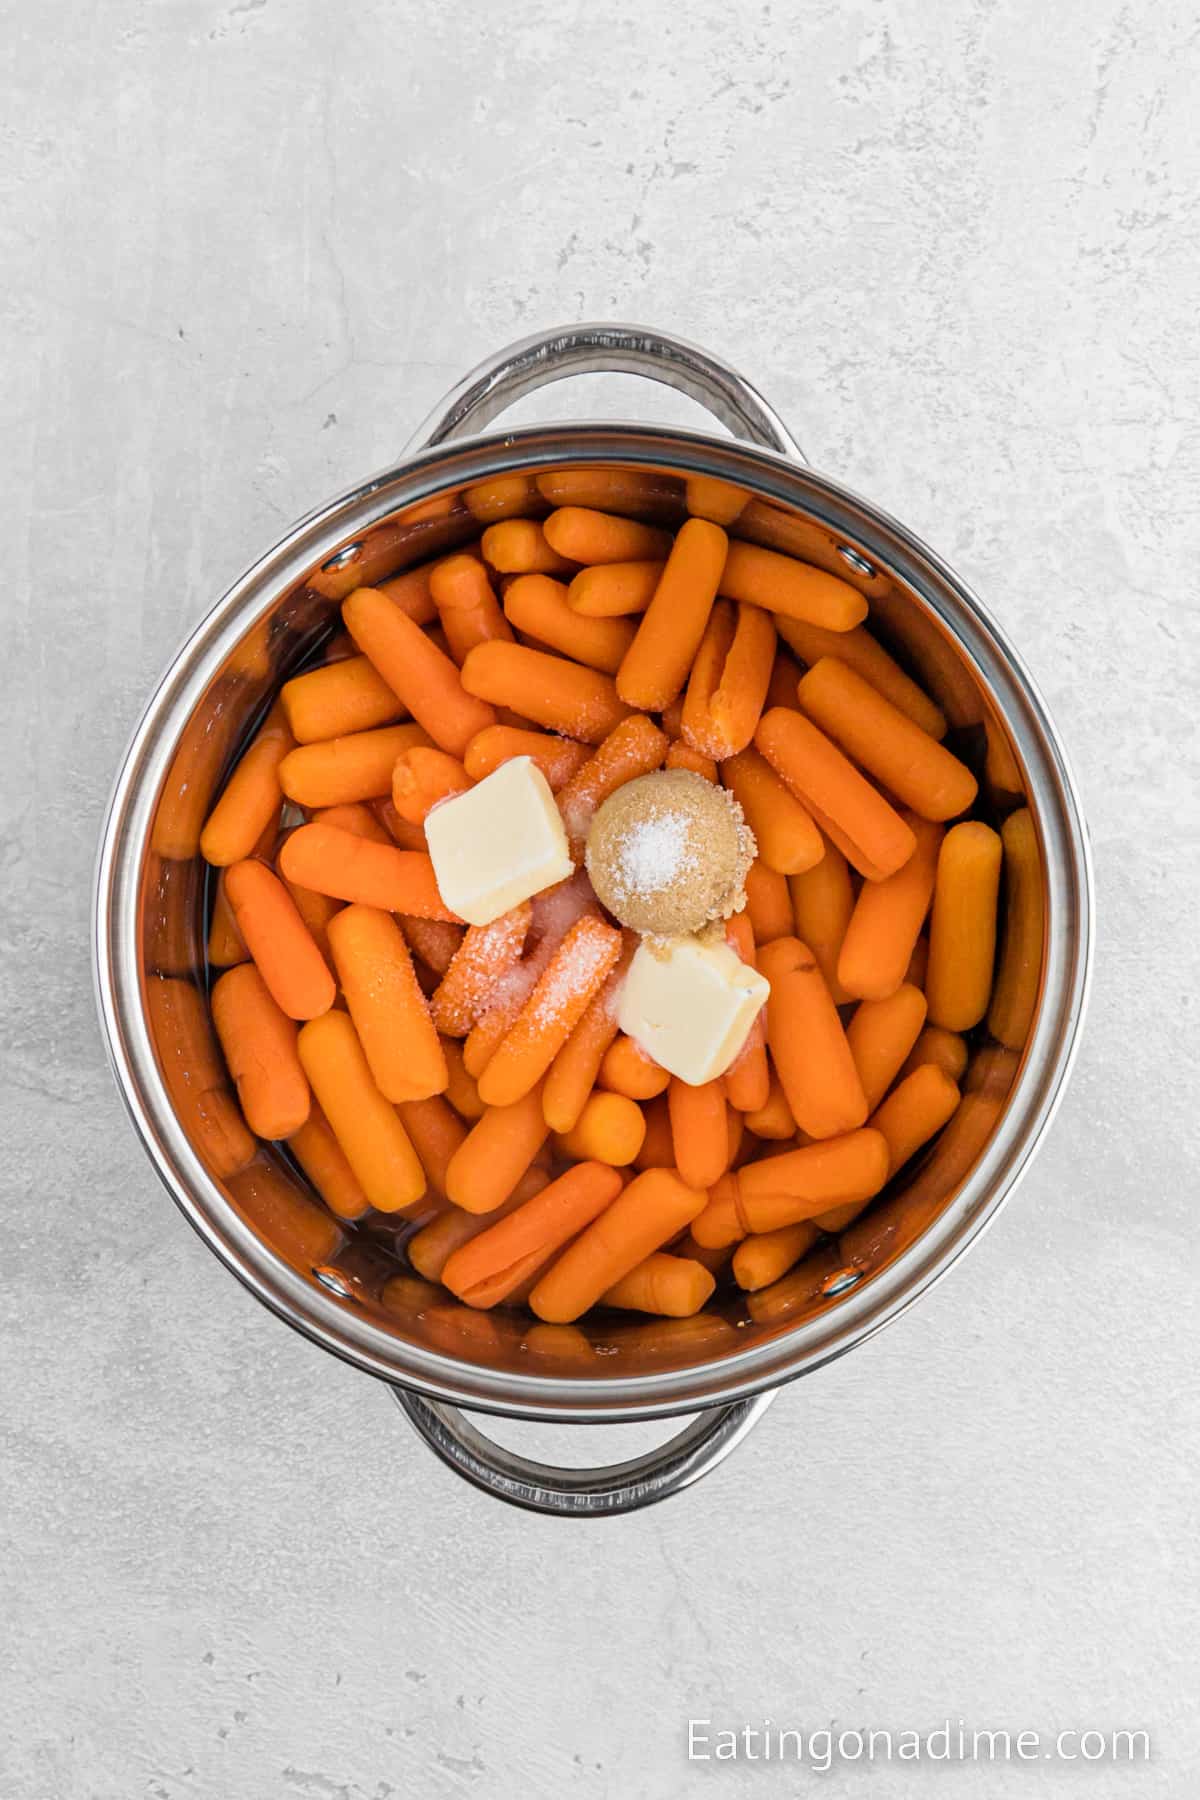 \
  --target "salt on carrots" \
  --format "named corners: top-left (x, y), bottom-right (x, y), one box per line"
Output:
top-left (722, 747), bottom-right (824, 875)
top-left (211, 963), bottom-right (311, 1140)
top-left (755, 707), bottom-right (916, 881)
top-left (616, 519), bottom-right (728, 711)
top-left (926, 821), bottom-right (1003, 1031)
top-left (555, 713), bottom-right (669, 851)
top-left (837, 813), bottom-right (943, 1001)
top-left (326, 904), bottom-right (447, 1103)
top-left (797, 657), bottom-right (977, 821)
top-left (461, 640), bottom-right (633, 744)
top-left (475, 916), bottom-right (624, 1108)
top-left (758, 937), bottom-right (868, 1139)
top-left (223, 859), bottom-right (337, 1021)
top-left (442, 1162), bottom-right (623, 1309)
top-left (430, 902), bottom-right (533, 1037)
top-left (665, 743), bottom-right (718, 781)
top-left (343, 584), bottom-right (496, 757)
top-left (529, 1168), bottom-right (707, 1323)
top-left (278, 823), bottom-right (462, 921)
top-left (296, 1010), bottom-right (426, 1213)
